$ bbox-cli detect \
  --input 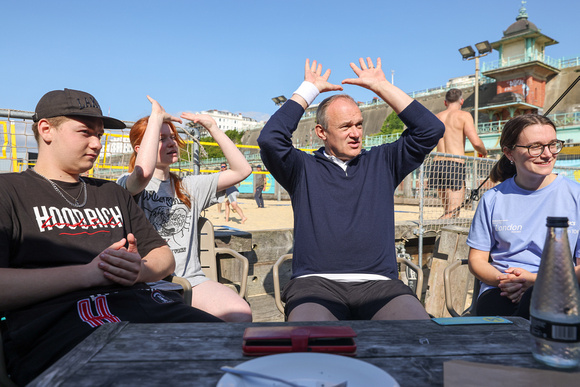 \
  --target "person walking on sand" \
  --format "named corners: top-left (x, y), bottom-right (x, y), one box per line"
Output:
top-left (216, 163), bottom-right (227, 213)
top-left (254, 165), bottom-right (266, 208)
top-left (224, 179), bottom-right (247, 224)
